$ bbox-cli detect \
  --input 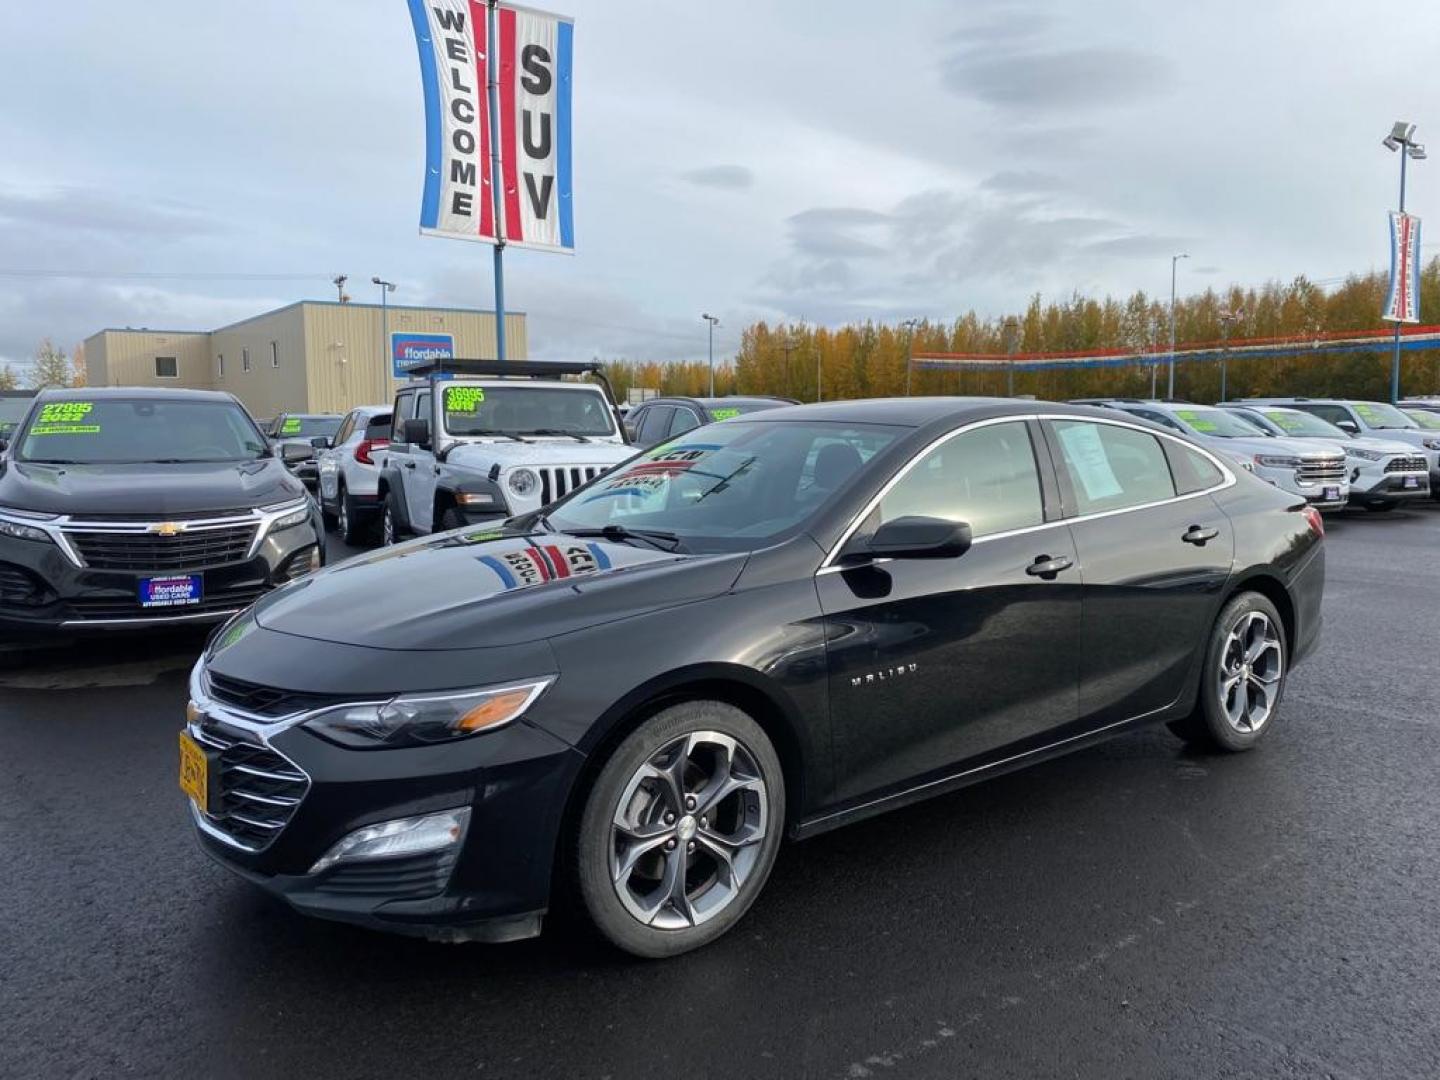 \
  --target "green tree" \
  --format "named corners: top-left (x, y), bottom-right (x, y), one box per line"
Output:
top-left (0, 365), bottom-right (18, 391)
top-left (30, 338), bottom-right (72, 389)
